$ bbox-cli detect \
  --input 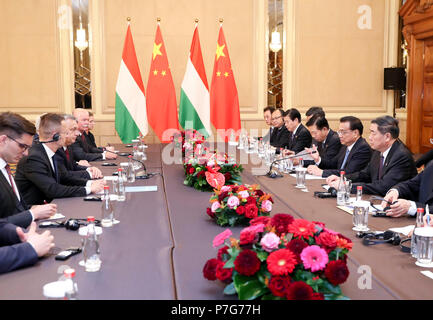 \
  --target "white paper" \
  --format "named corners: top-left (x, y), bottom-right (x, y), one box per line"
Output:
top-left (45, 213), bottom-right (65, 220)
top-left (290, 173), bottom-right (326, 180)
top-left (389, 225), bottom-right (415, 237)
top-left (322, 184), bottom-right (330, 191)
top-left (421, 271), bottom-right (433, 280)
top-left (103, 176), bottom-right (118, 181)
top-left (295, 150), bottom-right (314, 161)
top-left (125, 186), bottom-right (157, 192)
